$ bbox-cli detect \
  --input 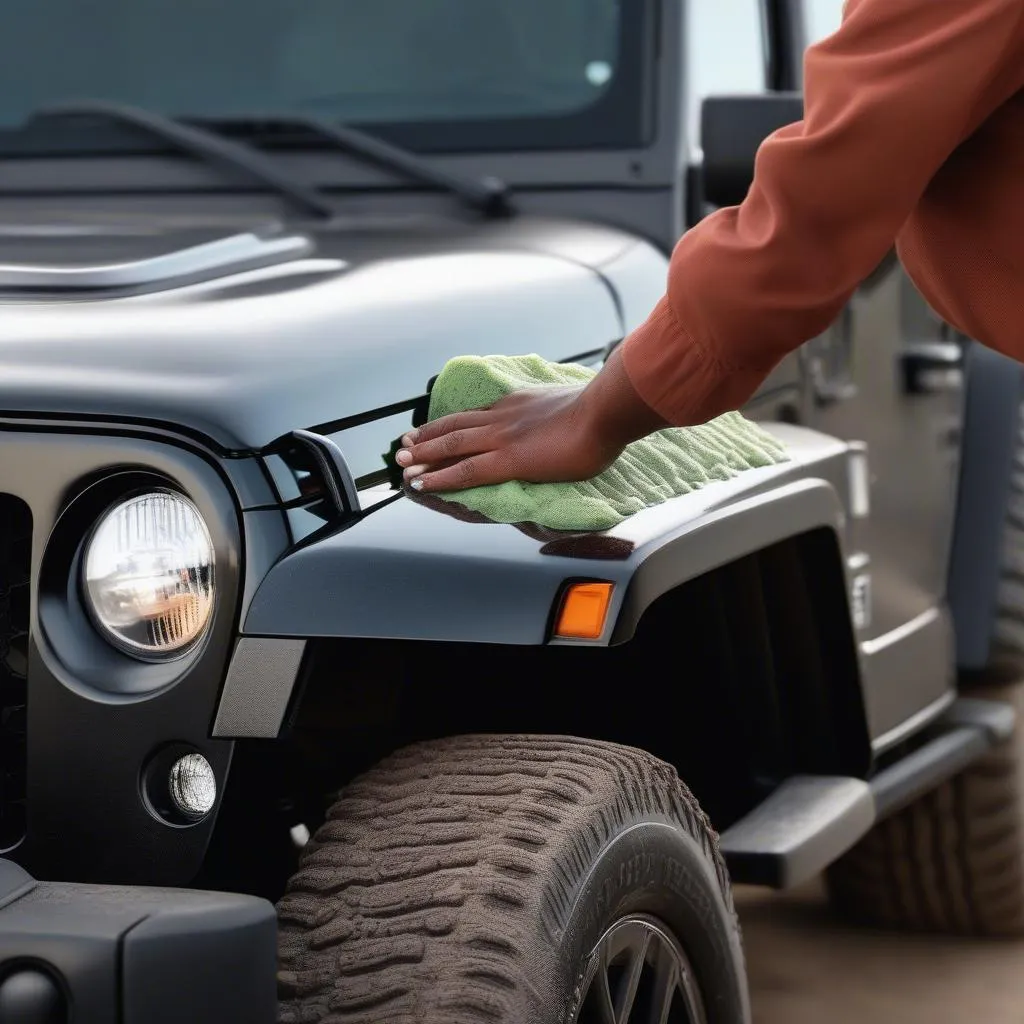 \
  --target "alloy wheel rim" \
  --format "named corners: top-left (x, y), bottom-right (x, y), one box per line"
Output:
top-left (572, 914), bottom-right (707, 1024)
